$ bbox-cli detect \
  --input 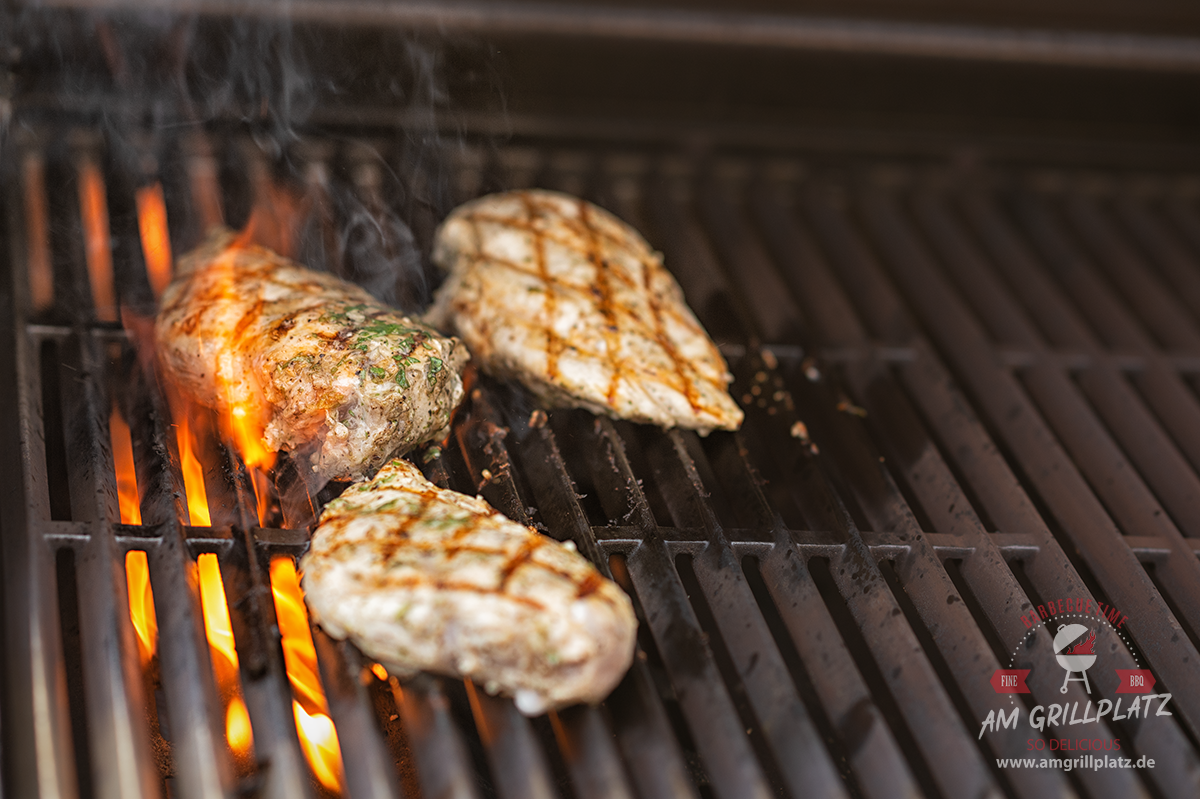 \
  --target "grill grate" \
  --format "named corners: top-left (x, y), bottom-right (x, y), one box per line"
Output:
top-left (3, 120), bottom-right (1200, 799)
